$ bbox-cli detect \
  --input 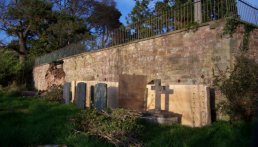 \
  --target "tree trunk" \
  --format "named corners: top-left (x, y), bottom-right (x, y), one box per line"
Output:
top-left (101, 27), bottom-right (106, 48)
top-left (18, 32), bottom-right (27, 63)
